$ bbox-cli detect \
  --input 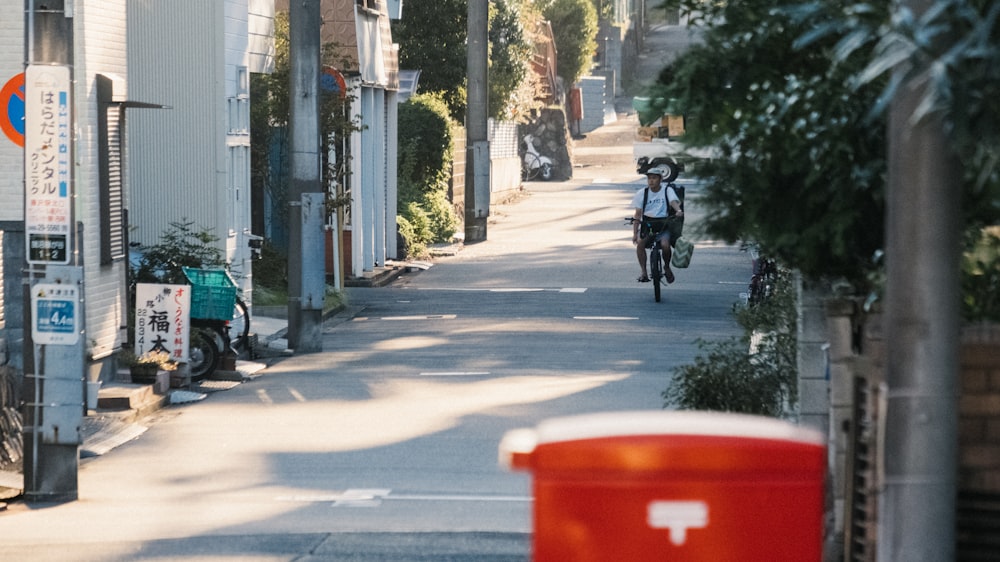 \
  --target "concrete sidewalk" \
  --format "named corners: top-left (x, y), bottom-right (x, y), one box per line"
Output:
top-left (0, 313), bottom-right (296, 499)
